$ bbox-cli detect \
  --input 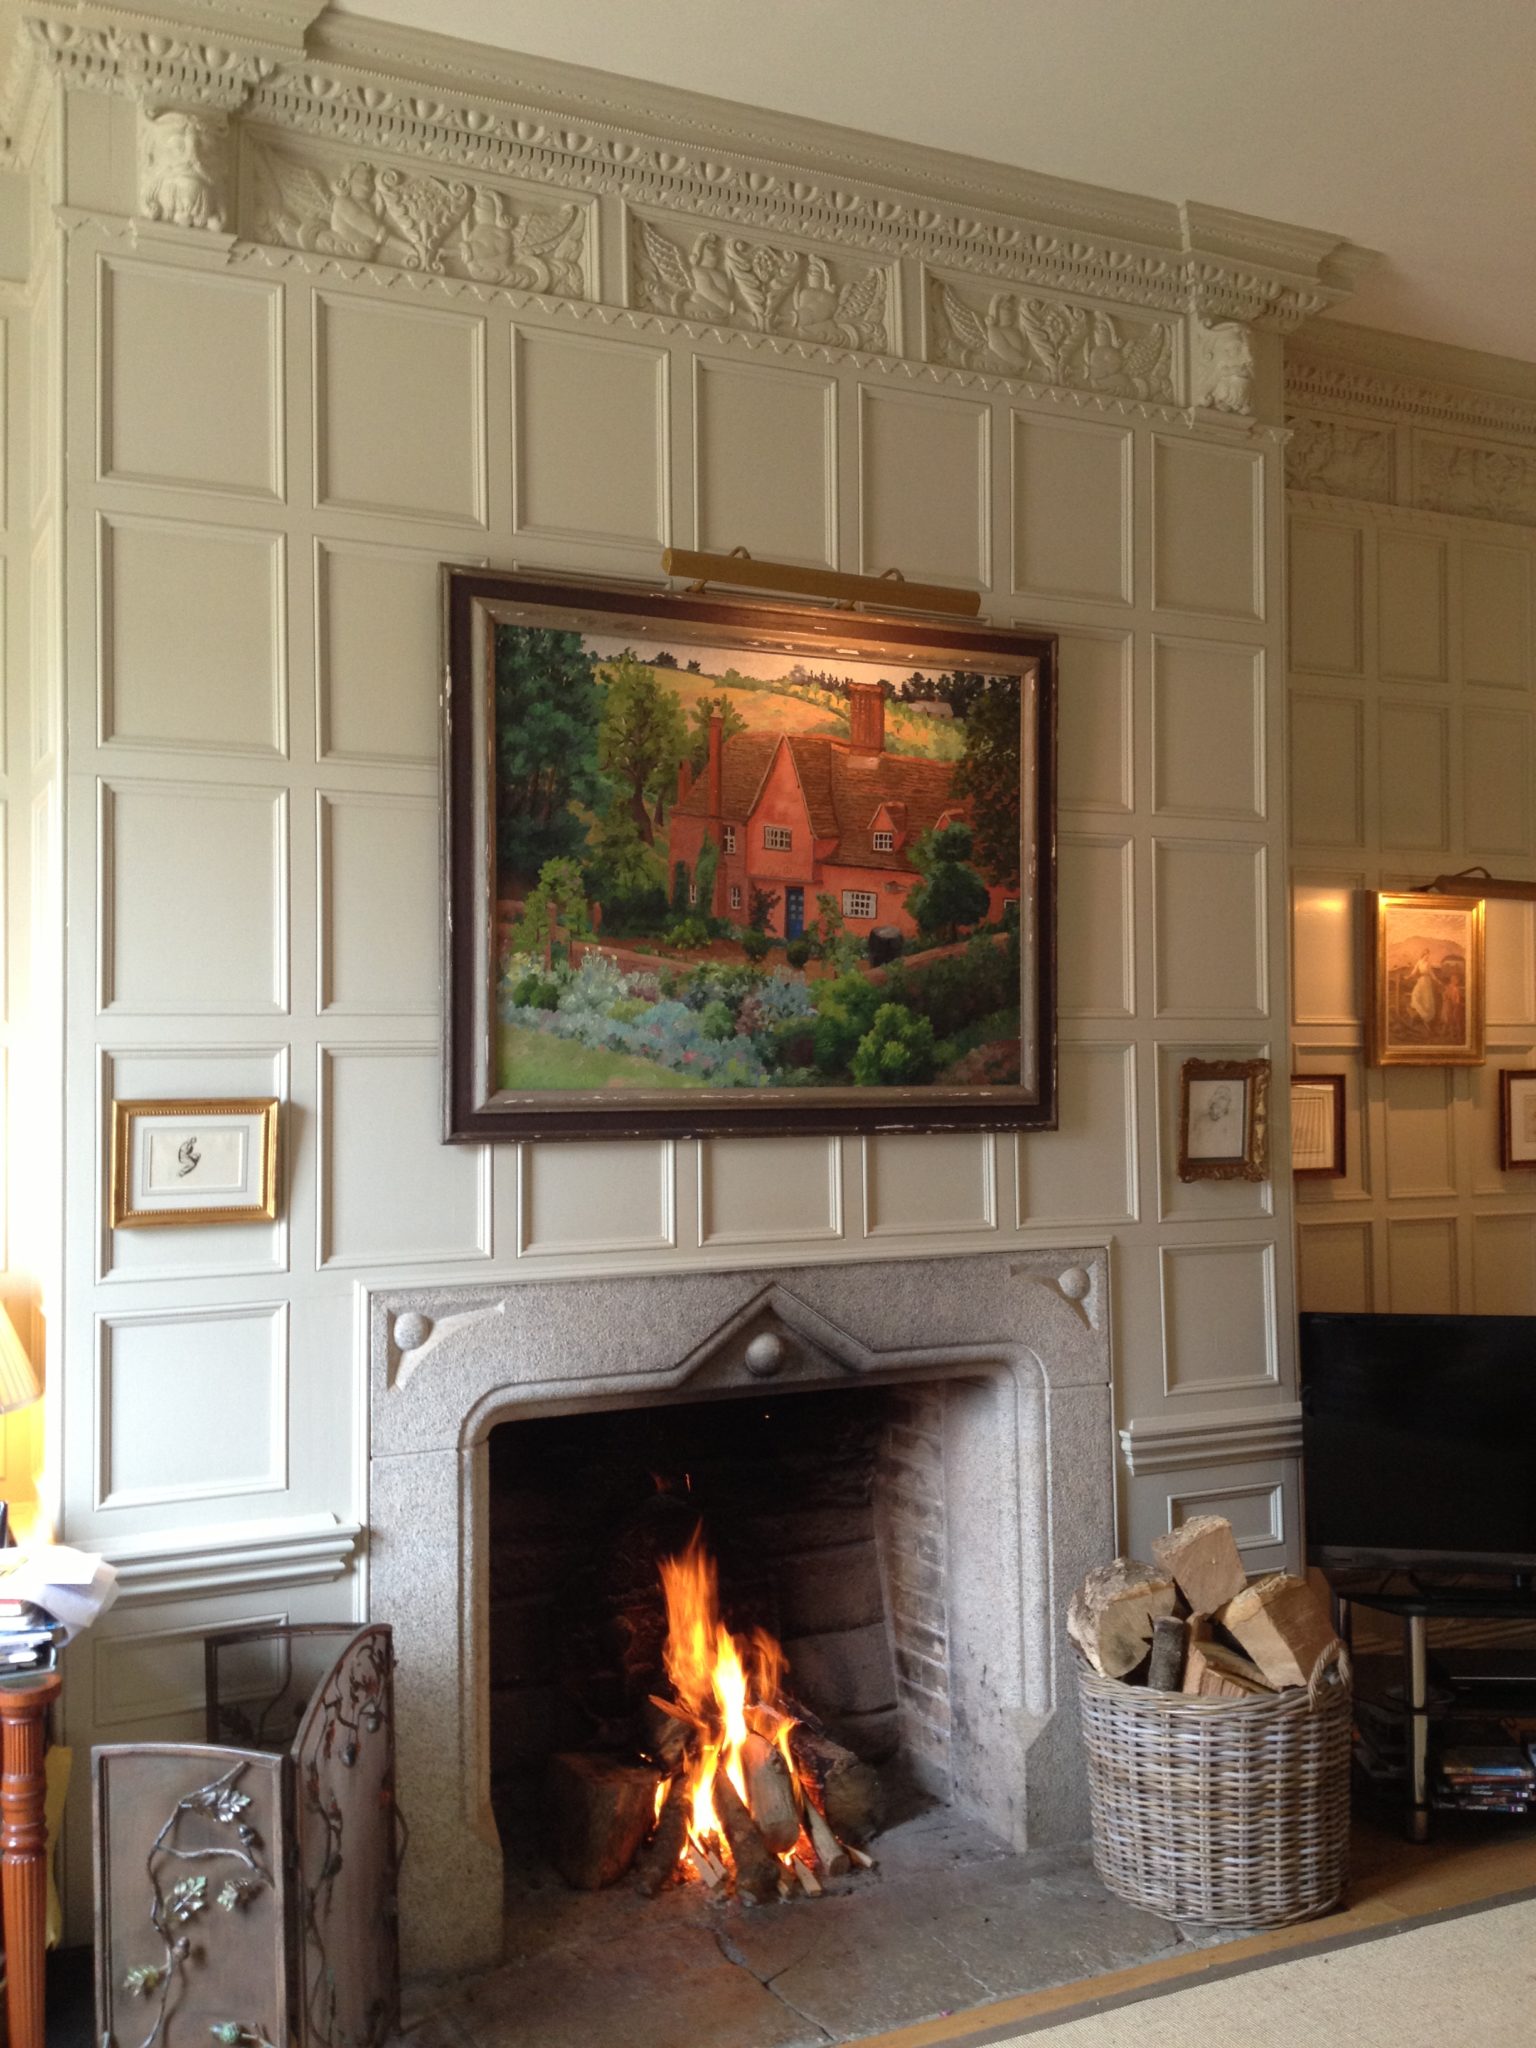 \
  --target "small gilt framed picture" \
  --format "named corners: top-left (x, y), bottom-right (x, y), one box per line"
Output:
top-left (1178, 1058), bottom-right (1270, 1182)
top-left (1291, 1074), bottom-right (1346, 1179)
top-left (110, 1098), bottom-right (280, 1228)
top-left (1499, 1071), bottom-right (1536, 1171)
top-left (1367, 890), bottom-right (1484, 1066)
